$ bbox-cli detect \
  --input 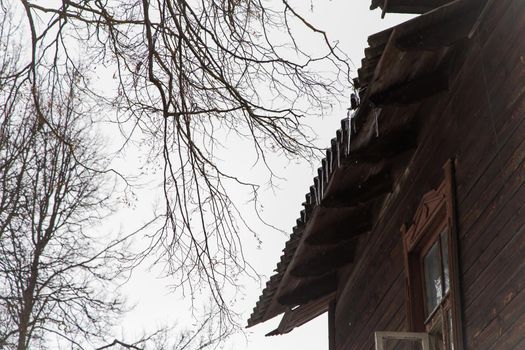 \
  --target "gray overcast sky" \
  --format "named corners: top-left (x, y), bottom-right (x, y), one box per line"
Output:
top-left (108, 1), bottom-right (413, 349)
